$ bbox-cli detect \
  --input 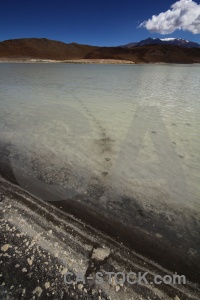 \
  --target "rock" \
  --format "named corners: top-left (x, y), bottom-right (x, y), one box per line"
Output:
top-left (27, 256), bottom-right (34, 266)
top-left (115, 285), bottom-right (120, 292)
top-left (78, 283), bottom-right (83, 290)
top-left (22, 288), bottom-right (26, 295)
top-left (1, 244), bottom-right (10, 252)
top-left (60, 267), bottom-right (68, 275)
top-left (33, 286), bottom-right (43, 297)
top-left (44, 282), bottom-right (50, 289)
top-left (111, 277), bottom-right (116, 287)
top-left (156, 233), bottom-right (163, 238)
top-left (22, 268), bottom-right (27, 272)
top-left (91, 247), bottom-right (110, 261)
